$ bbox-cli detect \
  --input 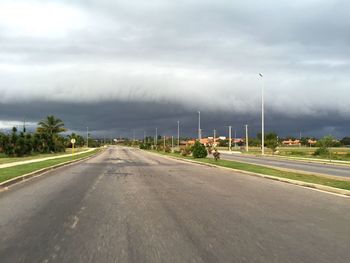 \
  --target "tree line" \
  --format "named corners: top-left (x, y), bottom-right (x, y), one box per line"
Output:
top-left (0, 116), bottom-right (92, 157)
